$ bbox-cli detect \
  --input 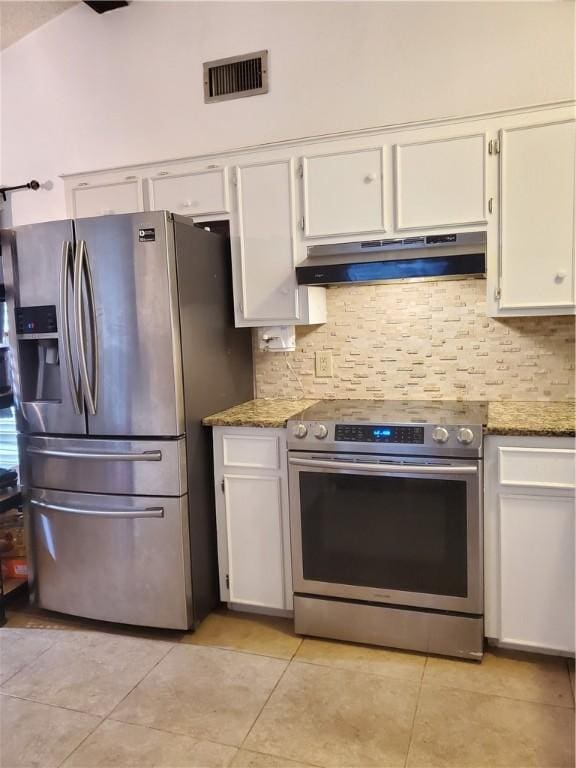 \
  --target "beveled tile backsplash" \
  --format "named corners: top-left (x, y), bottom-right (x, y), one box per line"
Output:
top-left (254, 279), bottom-right (575, 401)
